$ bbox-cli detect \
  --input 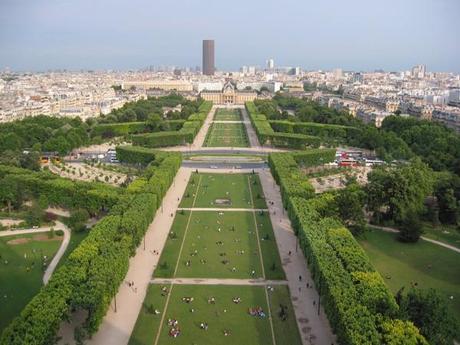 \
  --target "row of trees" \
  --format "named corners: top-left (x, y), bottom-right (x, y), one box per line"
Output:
top-left (95, 93), bottom-right (202, 124)
top-left (131, 101), bottom-right (212, 148)
top-left (268, 151), bottom-right (458, 345)
top-left (245, 102), bottom-right (322, 149)
top-left (0, 115), bottom-right (90, 156)
top-left (0, 151), bottom-right (182, 345)
top-left (0, 95), bottom-right (204, 166)
top-left (0, 165), bottom-right (121, 215)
